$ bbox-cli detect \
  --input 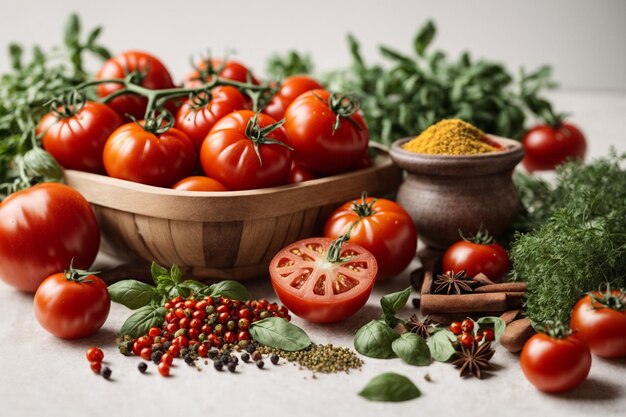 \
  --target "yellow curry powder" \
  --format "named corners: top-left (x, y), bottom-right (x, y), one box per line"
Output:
top-left (402, 119), bottom-right (498, 155)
